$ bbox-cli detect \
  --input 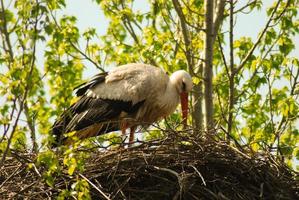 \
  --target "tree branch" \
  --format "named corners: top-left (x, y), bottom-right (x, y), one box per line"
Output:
top-left (227, 0), bottom-right (234, 139)
top-left (212, 0), bottom-right (226, 44)
top-left (172, 0), bottom-right (194, 76)
top-left (0, 0), bottom-right (14, 62)
top-left (48, 9), bottom-right (105, 72)
top-left (235, 0), bottom-right (282, 74)
top-left (233, 0), bottom-right (259, 14)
